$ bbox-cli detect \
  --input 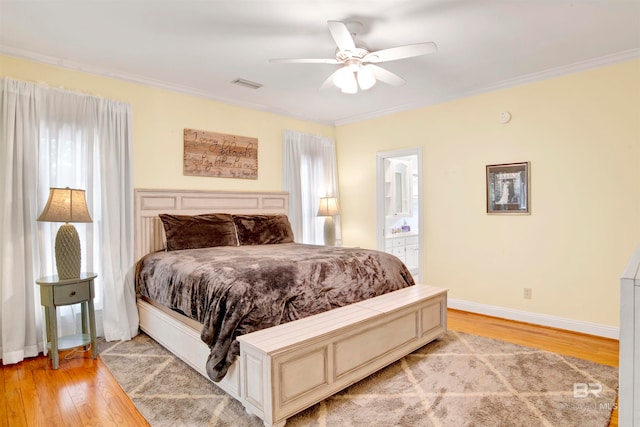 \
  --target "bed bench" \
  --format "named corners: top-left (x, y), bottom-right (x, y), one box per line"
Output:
top-left (237, 284), bottom-right (447, 427)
